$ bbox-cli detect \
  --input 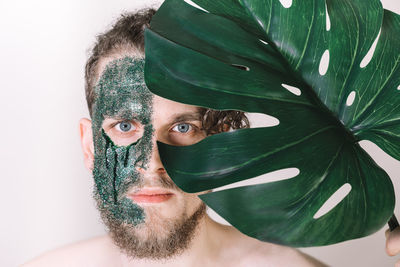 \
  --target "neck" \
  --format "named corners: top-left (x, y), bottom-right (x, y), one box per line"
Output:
top-left (116, 214), bottom-right (227, 267)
